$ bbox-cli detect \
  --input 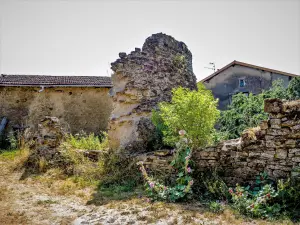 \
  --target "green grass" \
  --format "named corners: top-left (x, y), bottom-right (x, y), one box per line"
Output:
top-left (65, 132), bottom-right (108, 150)
top-left (0, 149), bottom-right (21, 161)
